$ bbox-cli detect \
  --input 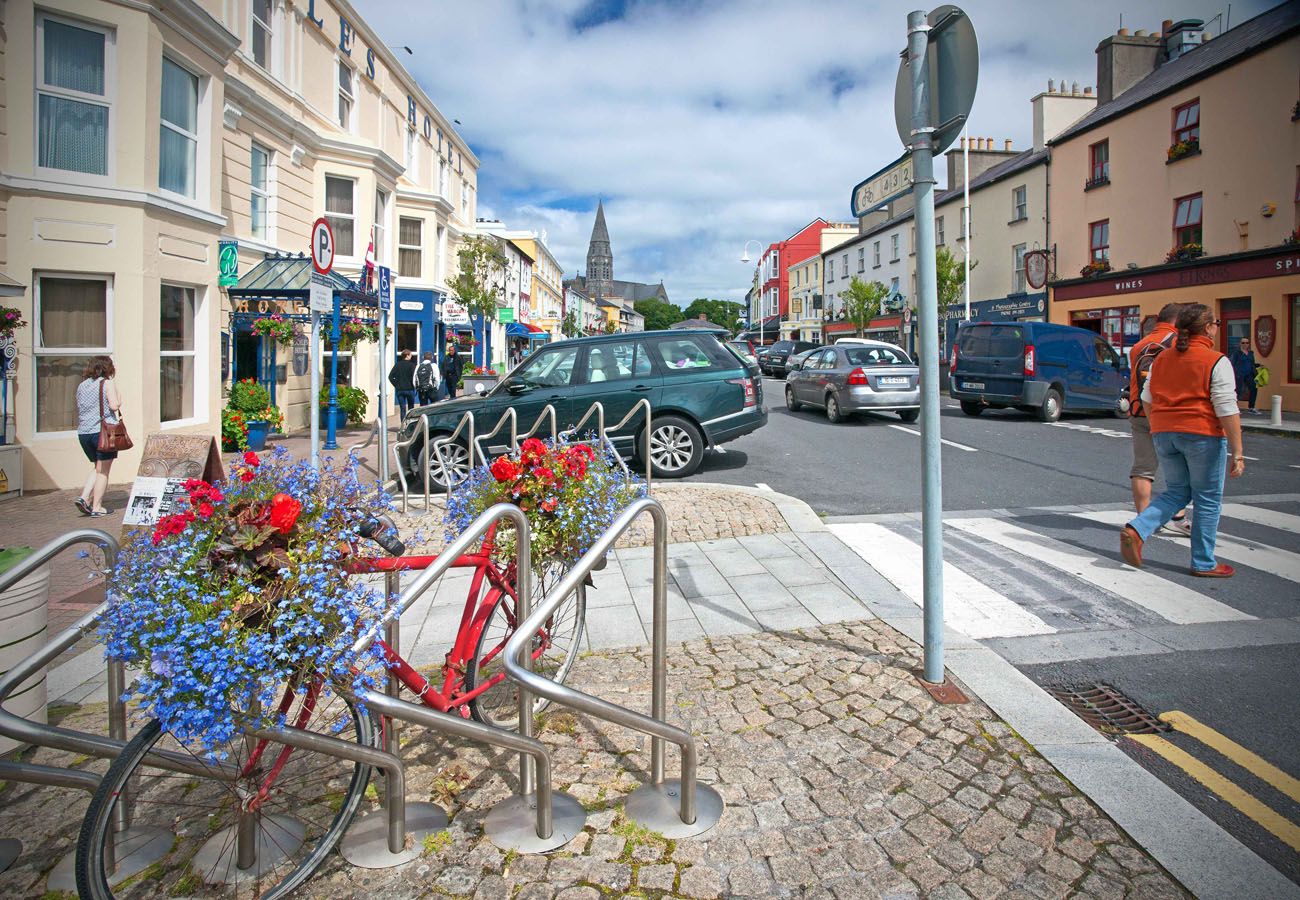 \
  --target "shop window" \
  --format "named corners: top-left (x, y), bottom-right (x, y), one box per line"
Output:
top-left (35, 275), bottom-right (110, 433)
top-left (1172, 98), bottom-right (1200, 144)
top-left (250, 144), bottom-right (272, 240)
top-left (1087, 140), bottom-right (1110, 188)
top-left (159, 57), bottom-right (199, 198)
top-left (1089, 220), bottom-right (1109, 262)
top-left (398, 217), bottom-right (422, 278)
top-left (325, 175), bottom-right (355, 256)
top-left (1173, 193), bottom-right (1202, 248)
top-left (36, 14), bottom-right (112, 177)
top-left (251, 0), bottom-right (273, 70)
top-left (160, 284), bottom-right (196, 423)
top-left (1290, 295), bottom-right (1300, 383)
top-left (337, 59), bottom-right (354, 131)
top-left (1012, 243), bottom-right (1027, 294)
top-left (1011, 185), bottom-right (1027, 222)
